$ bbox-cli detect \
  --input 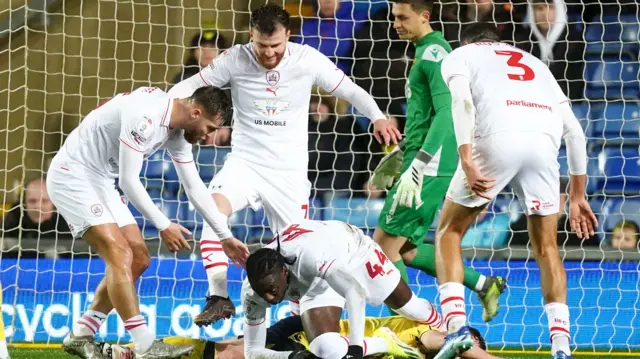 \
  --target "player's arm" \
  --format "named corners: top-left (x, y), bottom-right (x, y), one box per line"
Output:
top-left (555, 83), bottom-right (597, 238)
top-left (242, 281), bottom-right (293, 359)
top-left (311, 49), bottom-right (401, 145)
top-left (168, 49), bottom-right (233, 99)
top-left (168, 138), bottom-right (249, 263)
top-left (320, 262), bottom-right (367, 356)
